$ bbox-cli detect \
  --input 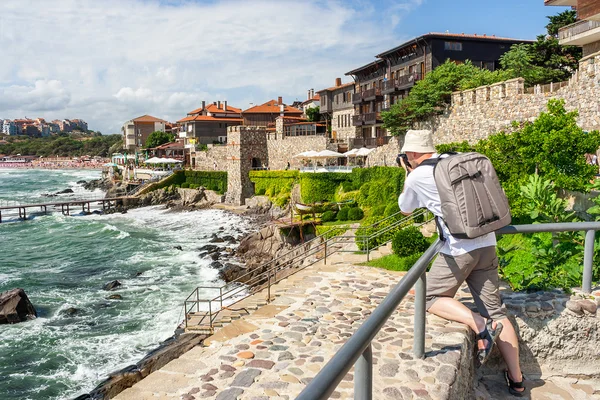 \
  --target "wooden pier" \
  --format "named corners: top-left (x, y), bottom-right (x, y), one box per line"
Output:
top-left (0, 197), bottom-right (135, 223)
